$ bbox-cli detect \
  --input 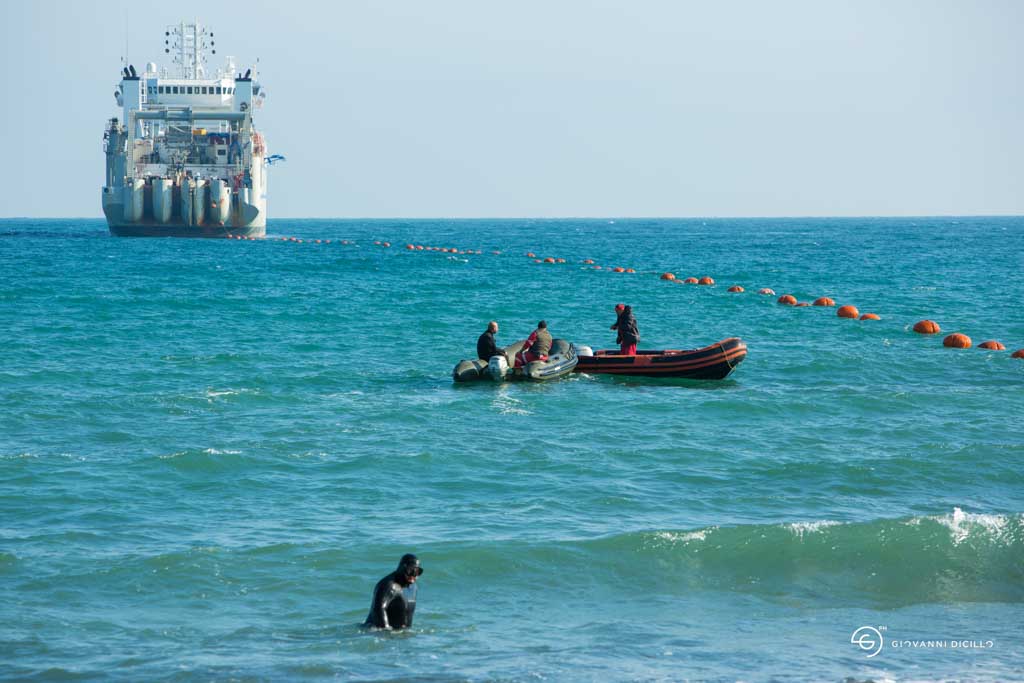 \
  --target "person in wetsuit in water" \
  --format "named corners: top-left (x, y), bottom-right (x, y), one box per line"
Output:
top-left (364, 554), bottom-right (423, 630)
